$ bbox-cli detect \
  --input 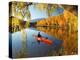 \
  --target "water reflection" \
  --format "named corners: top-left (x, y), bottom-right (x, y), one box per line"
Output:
top-left (36, 27), bottom-right (78, 55)
top-left (10, 25), bottom-right (78, 58)
top-left (10, 26), bottom-right (78, 58)
top-left (11, 28), bottom-right (63, 58)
